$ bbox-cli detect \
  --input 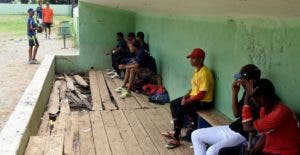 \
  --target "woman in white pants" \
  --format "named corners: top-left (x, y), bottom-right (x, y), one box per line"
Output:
top-left (191, 64), bottom-right (261, 155)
